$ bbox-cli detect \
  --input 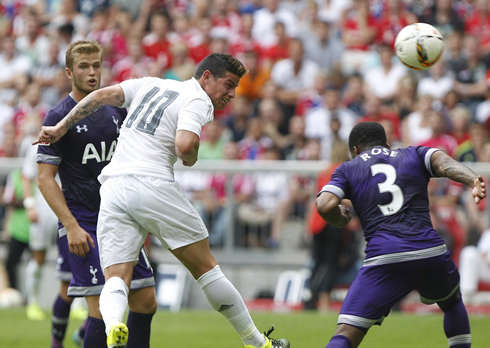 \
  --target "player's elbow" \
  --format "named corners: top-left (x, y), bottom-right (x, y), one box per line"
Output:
top-left (175, 140), bottom-right (196, 156)
top-left (36, 171), bottom-right (51, 189)
top-left (316, 196), bottom-right (333, 217)
top-left (36, 165), bottom-right (57, 190)
top-left (316, 192), bottom-right (336, 212)
top-left (175, 130), bottom-right (199, 157)
top-left (315, 197), bottom-right (330, 216)
top-left (175, 131), bottom-right (199, 155)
